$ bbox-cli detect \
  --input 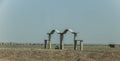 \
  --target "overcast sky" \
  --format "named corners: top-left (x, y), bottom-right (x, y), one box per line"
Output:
top-left (0, 0), bottom-right (120, 44)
